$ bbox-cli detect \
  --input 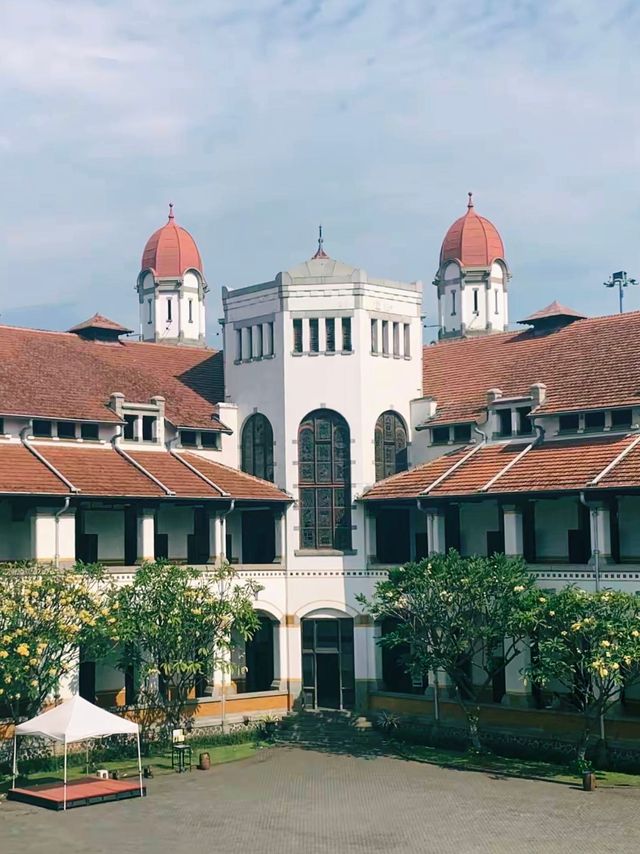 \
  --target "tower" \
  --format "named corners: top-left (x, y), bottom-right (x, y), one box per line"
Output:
top-left (136, 205), bottom-right (208, 345)
top-left (434, 193), bottom-right (510, 339)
